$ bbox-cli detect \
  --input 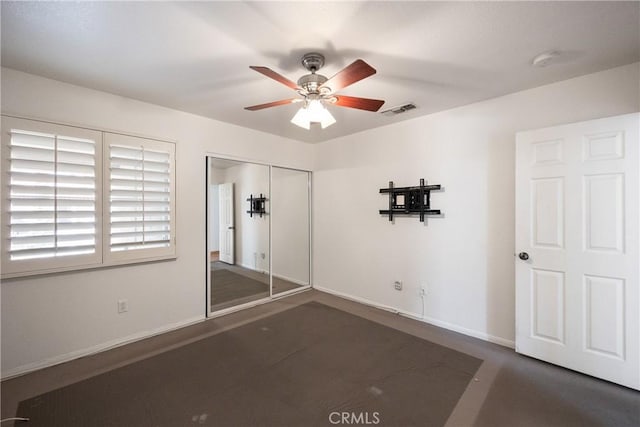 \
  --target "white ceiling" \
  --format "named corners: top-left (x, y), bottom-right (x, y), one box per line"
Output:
top-left (2, 1), bottom-right (639, 143)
